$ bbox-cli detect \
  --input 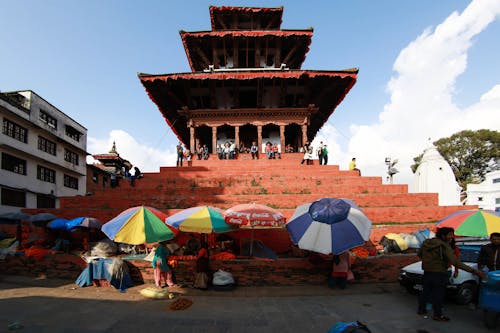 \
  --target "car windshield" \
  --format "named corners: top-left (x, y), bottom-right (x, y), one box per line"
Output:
top-left (457, 244), bottom-right (481, 262)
